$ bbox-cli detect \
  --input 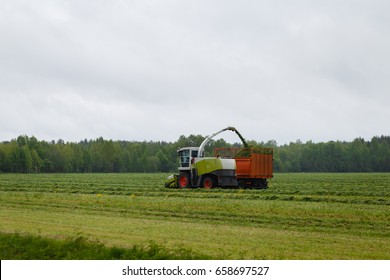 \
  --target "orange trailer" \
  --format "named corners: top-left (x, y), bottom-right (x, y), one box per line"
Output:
top-left (214, 147), bottom-right (273, 188)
